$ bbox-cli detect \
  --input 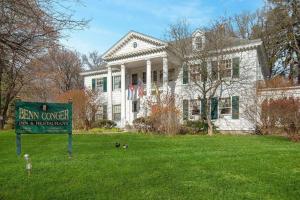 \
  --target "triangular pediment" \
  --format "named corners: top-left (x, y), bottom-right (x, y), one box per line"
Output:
top-left (102, 31), bottom-right (167, 60)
